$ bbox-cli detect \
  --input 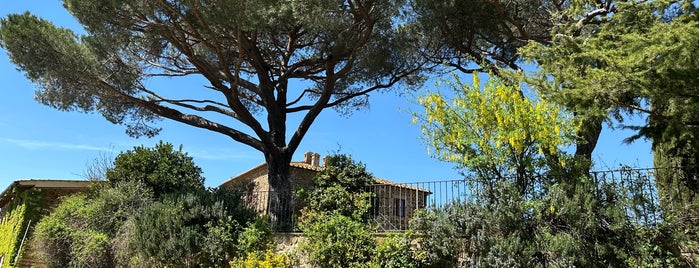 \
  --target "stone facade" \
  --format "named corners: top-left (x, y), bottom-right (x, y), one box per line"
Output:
top-left (220, 160), bottom-right (321, 215)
